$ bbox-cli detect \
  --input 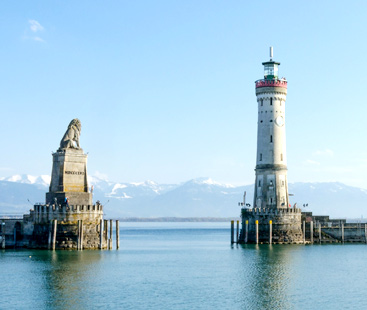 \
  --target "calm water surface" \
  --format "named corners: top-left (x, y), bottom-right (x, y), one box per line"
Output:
top-left (1, 222), bottom-right (367, 309)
